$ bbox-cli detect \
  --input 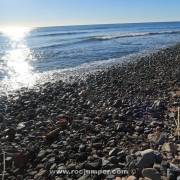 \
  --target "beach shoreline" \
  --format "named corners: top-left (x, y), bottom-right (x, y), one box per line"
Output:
top-left (0, 44), bottom-right (180, 179)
